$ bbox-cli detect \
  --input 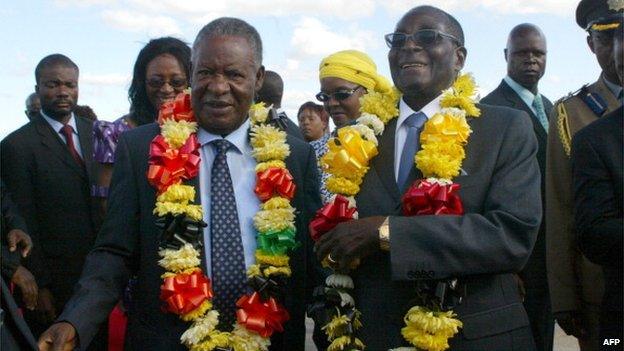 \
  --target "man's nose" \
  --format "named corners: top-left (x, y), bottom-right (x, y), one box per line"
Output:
top-left (208, 75), bottom-right (229, 96)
